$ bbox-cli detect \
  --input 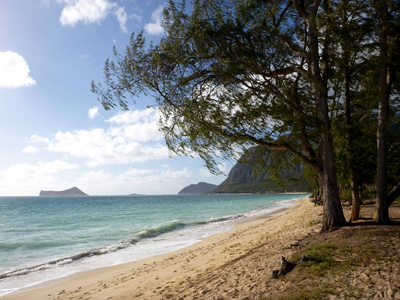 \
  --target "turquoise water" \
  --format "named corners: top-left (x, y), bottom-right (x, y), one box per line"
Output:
top-left (0, 193), bottom-right (306, 295)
